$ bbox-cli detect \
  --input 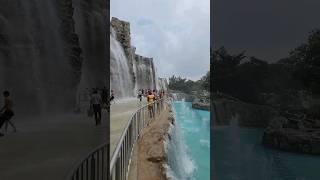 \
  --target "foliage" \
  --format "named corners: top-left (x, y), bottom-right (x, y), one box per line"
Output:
top-left (212, 29), bottom-right (320, 104)
top-left (168, 72), bottom-right (210, 94)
